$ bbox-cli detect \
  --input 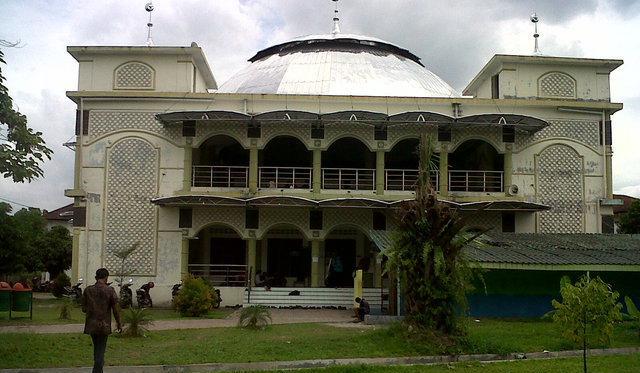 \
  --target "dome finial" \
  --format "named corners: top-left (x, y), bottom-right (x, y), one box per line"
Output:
top-left (145, 1), bottom-right (155, 46)
top-left (530, 11), bottom-right (541, 55)
top-left (332, 0), bottom-right (341, 35)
